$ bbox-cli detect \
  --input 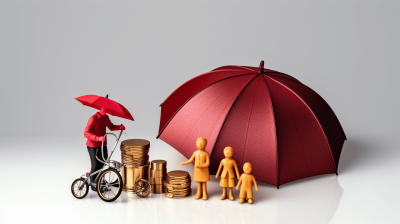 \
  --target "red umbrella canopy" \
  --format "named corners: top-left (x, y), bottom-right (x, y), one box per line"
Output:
top-left (75, 94), bottom-right (134, 121)
top-left (157, 61), bottom-right (346, 187)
